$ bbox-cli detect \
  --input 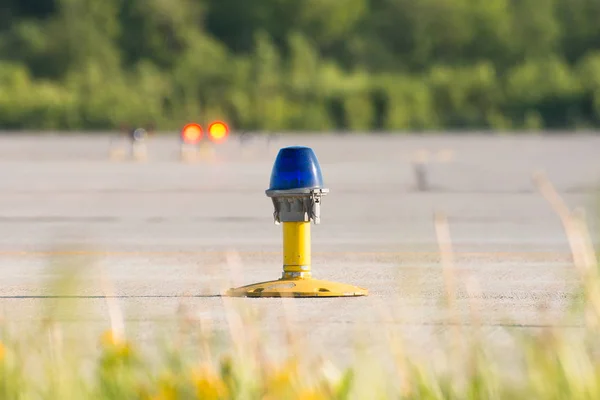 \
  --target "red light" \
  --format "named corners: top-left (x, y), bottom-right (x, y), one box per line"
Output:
top-left (181, 123), bottom-right (203, 144)
top-left (208, 121), bottom-right (229, 142)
